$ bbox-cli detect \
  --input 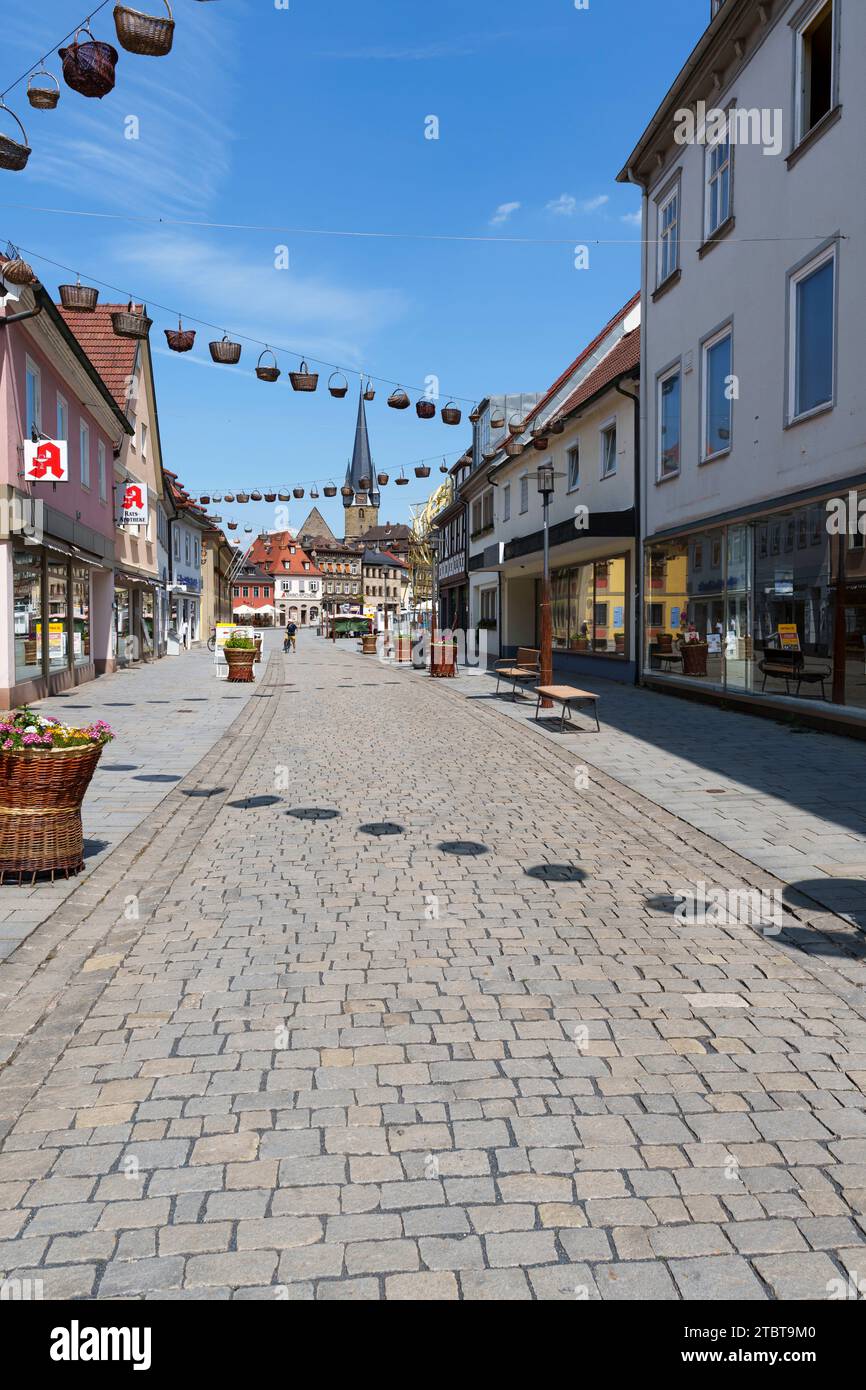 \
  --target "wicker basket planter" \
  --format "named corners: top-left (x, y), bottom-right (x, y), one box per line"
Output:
top-left (59, 27), bottom-right (119, 99)
top-left (209, 334), bottom-right (241, 364)
top-left (293, 487), bottom-right (305, 499)
top-left (323, 485), bottom-right (337, 498)
top-left (264, 491), bottom-right (276, 503)
top-left (504, 438), bottom-right (523, 457)
top-left (680, 642), bottom-right (709, 677)
top-left (289, 360), bottom-right (318, 392)
top-left (165, 319), bottom-right (195, 352)
top-left (549, 417), bottom-right (565, 435)
top-left (27, 71), bottom-right (61, 110)
top-left (377, 472), bottom-right (389, 486)
top-left (59, 280), bottom-right (98, 311)
top-left (255, 349), bottom-right (280, 382)
top-left (414, 465), bottom-right (431, 478)
top-left (363, 382), bottom-right (376, 401)
top-left (0, 742), bottom-right (104, 882)
top-left (224, 647), bottom-right (256, 683)
top-left (388, 387), bottom-right (410, 410)
top-left (2, 254), bottom-right (35, 285)
top-left (431, 638), bottom-right (458, 678)
top-left (416, 399), bottom-right (436, 420)
top-left (113, 1), bottom-right (175, 58)
top-left (361, 633), bottom-right (378, 655)
top-left (441, 402), bottom-right (462, 426)
top-left (395, 474), bottom-right (408, 486)
top-left (112, 303), bottom-right (152, 339)
top-left (0, 105), bottom-right (31, 172)
top-left (328, 372), bottom-right (348, 398)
